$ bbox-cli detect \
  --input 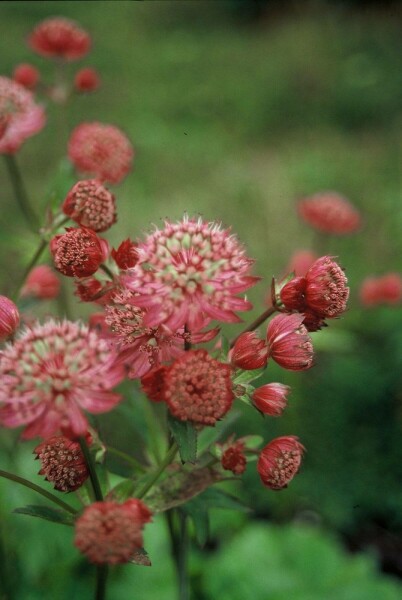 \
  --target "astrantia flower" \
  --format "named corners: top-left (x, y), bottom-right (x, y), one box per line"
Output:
top-left (0, 319), bottom-right (123, 439)
top-left (266, 313), bottom-right (313, 371)
top-left (68, 122), bottom-right (133, 184)
top-left (50, 227), bottom-right (108, 278)
top-left (74, 67), bottom-right (100, 92)
top-left (0, 296), bottom-right (20, 341)
top-left (34, 435), bottom-right (88, 491)
top-left (29, 17), bottom-right (90, 61)
top-left (111, 239), bottom-right (139, 270)
top-left (0, 76), bottom-right (45, 154)
top-left (62, 179), bottom-right (116, 232)
top-left (252, 383), bottom-right (290, 416)
top-left (164, 349), bottom-right (234, 425)
top-left (298, 191), bottom-right (361, 235)
top-left (359, 273), bottom-right (402, 307)
top-left (231, 331), bottom-right (268, 370)
top-left (221, 440), bottom-right (247, 475)
top-left (74, 499), bottom-right (152, 564)
top-left (13, 63), bottom-right (40, 89)
top-left (141, 366), bottom-right (168, 402)
top-left (257, 436), bottom-right (304, 490)
top-left (124, 216), bottom-right (258, 332)
top-left (21, 265), bottom-right (60, 300)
